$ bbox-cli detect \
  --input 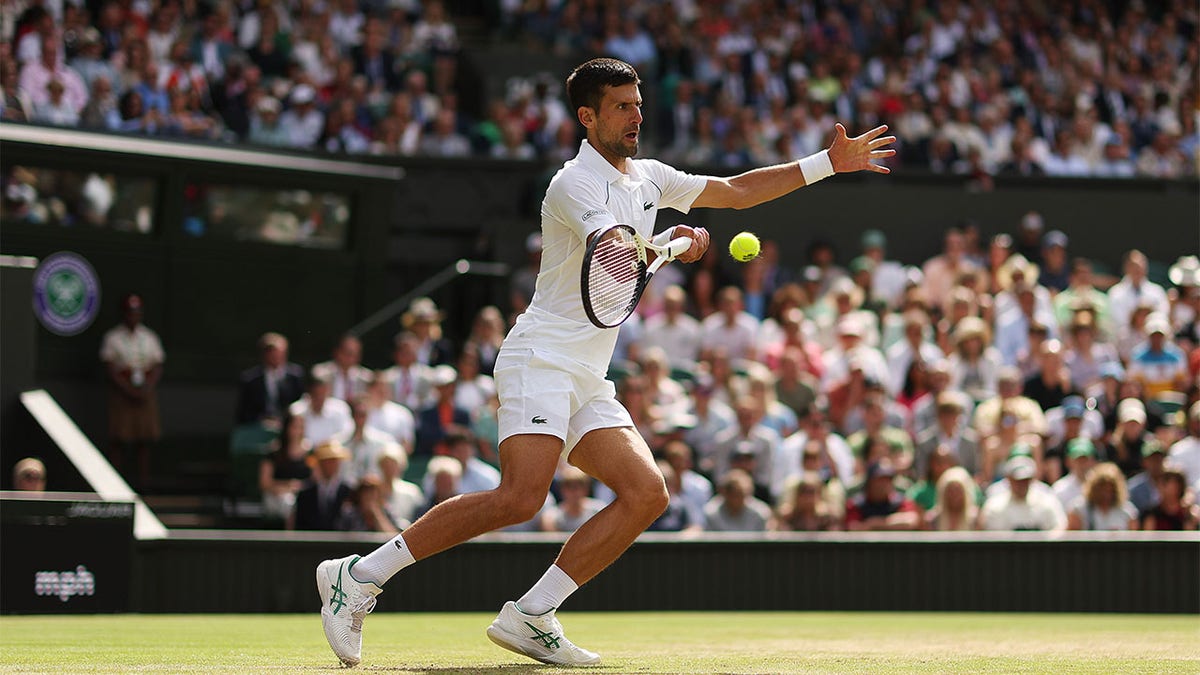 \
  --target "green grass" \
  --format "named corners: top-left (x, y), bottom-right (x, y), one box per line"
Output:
top-left (1, 612), bottom-right (1197, 674)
